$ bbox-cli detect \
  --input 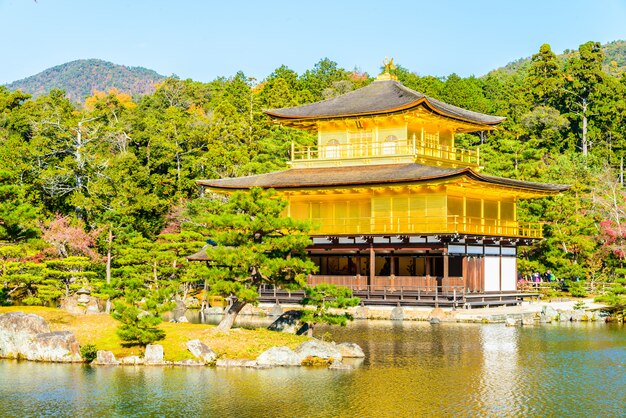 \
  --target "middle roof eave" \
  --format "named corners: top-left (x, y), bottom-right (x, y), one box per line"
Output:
top-left (197, 163), bottom-right (568, 193)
